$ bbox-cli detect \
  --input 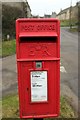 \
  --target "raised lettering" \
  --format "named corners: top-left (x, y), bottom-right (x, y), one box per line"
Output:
top-left (21, 24), bottom-right (56, 32)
